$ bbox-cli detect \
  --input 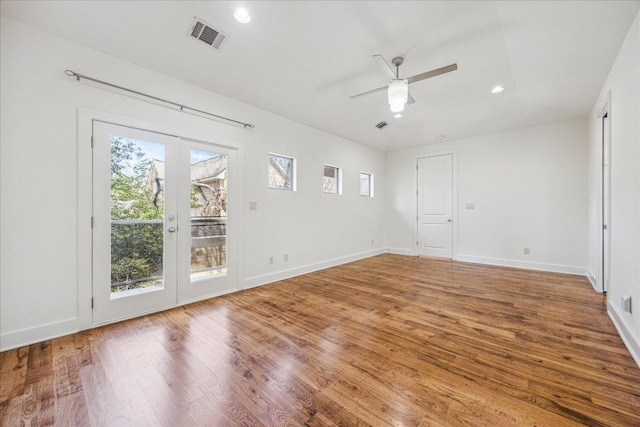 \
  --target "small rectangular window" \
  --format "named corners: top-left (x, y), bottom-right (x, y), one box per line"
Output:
top-left (268, 153), bottom-right (295, 190)
top-left (360, 172), bottom-right (374, 197)
top-left (323, 165), bottom-right (341, 194)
